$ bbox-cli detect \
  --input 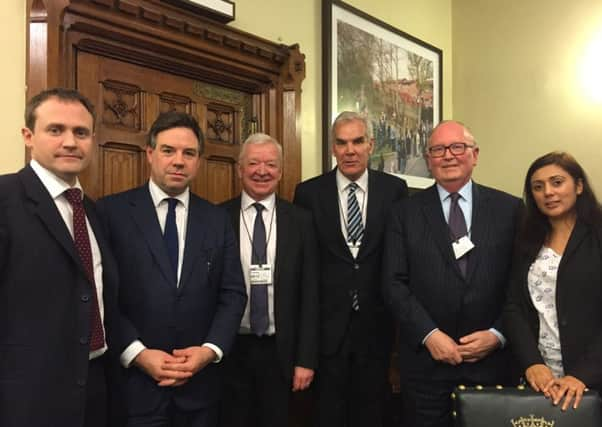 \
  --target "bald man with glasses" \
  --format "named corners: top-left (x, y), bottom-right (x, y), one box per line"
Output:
top-left (382, 120), bottom-right (522, 427)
